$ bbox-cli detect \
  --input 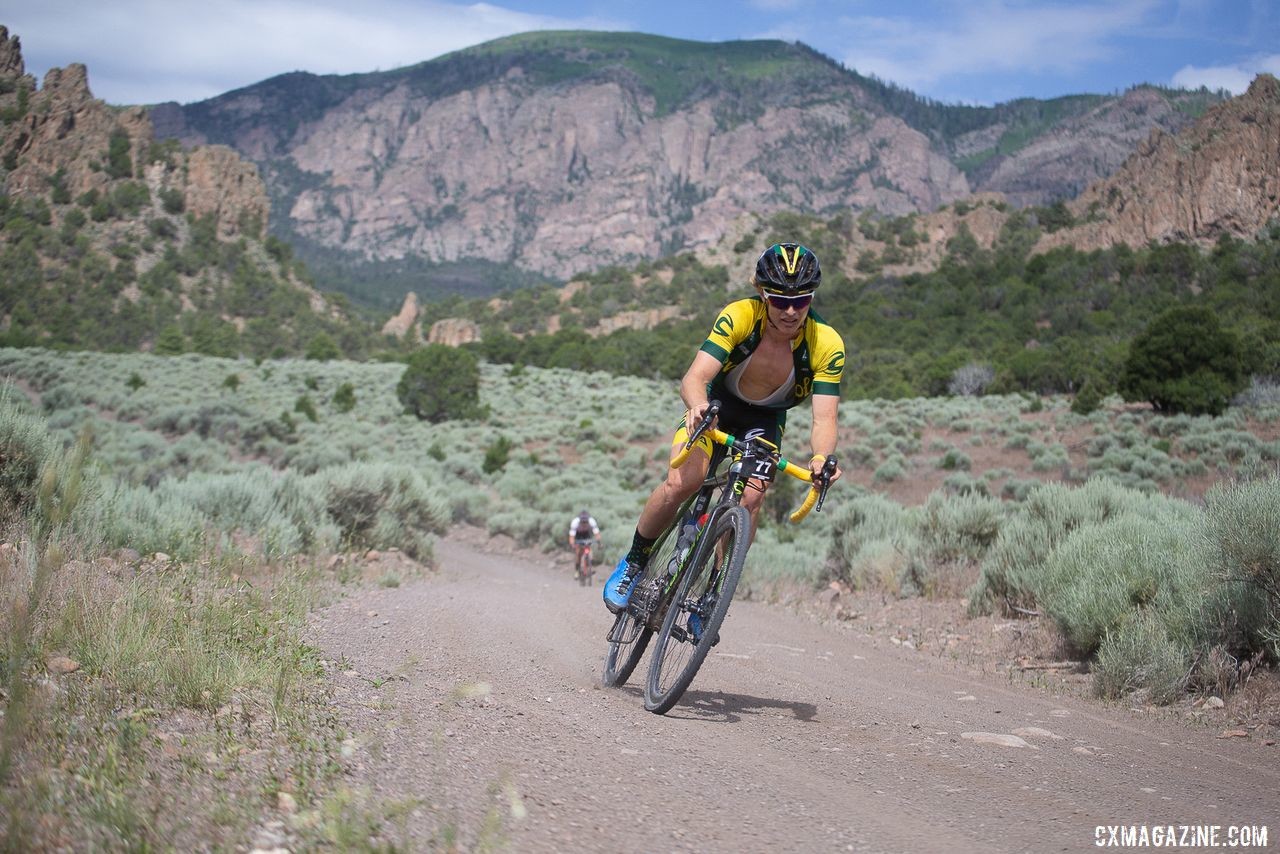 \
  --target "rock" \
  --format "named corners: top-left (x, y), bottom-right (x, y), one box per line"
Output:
top-left (961, 732), bottom-right (1036, 749)
top-left (1041, 75), bottom-right (1280, 254)
top-left (427, 317), bottom-right (482, 347)
top-left (1205, 696), bottom-right (1225, 709)
top-left (276, 792), bottom-right (298, 814)
top-left (382, 292), bottom-right (421, 339)
top-left (45, 655), bottom-right (80, 675)
top-left (1012, 727), bottom-right (1064, 740)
